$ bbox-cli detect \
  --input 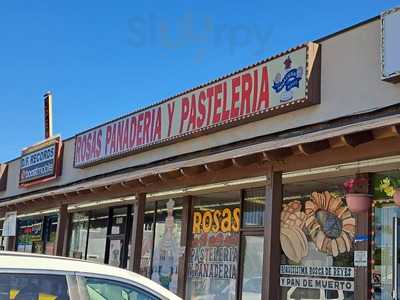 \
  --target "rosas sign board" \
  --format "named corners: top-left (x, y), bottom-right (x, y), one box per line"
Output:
top-left (19, 136), bottom-right (63, 187)
top-left (74, 43), bottom-right (320, 168)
